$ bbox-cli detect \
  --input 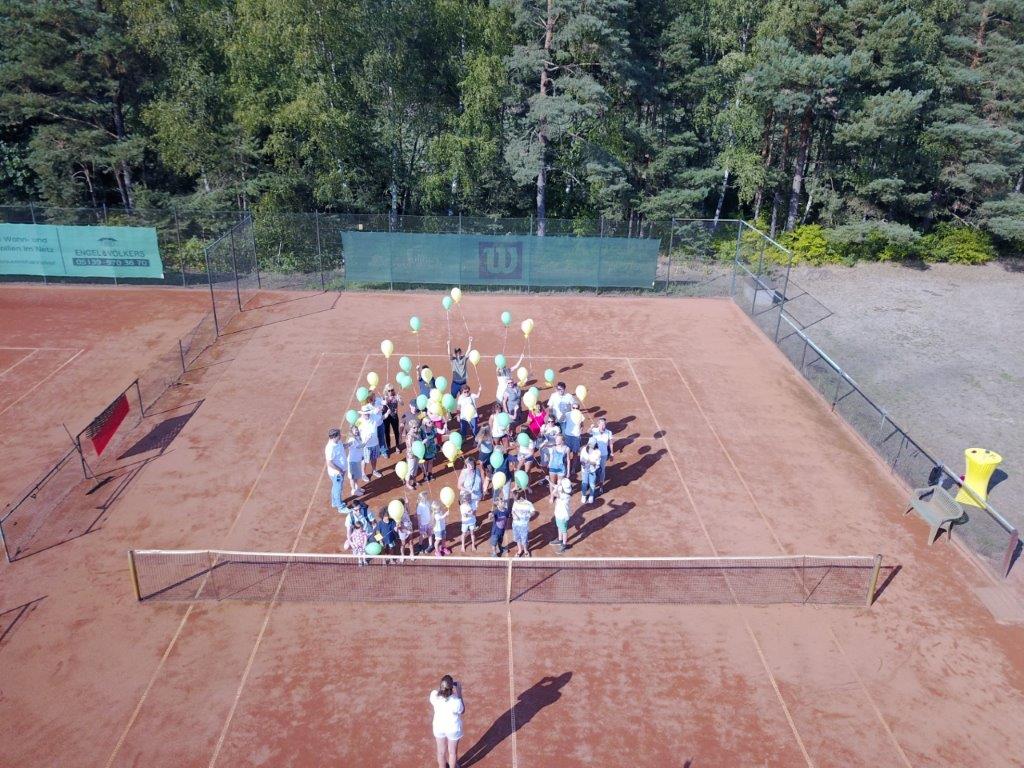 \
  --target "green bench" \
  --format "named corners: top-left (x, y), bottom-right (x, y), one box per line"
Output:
top-left (907, 486), bottom-right (966, 544)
